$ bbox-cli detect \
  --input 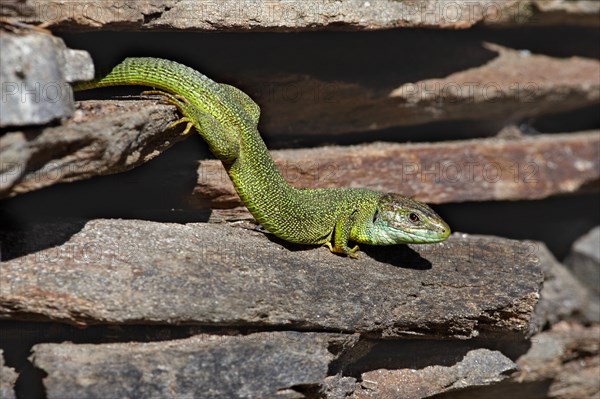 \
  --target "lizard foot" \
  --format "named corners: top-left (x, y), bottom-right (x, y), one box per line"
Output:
top-left (324, 242), bottom-right (360, 259)
top-left (167, 117), bottom-right (194, 135)
top-left (140, 90), bottom-right (194, 135)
